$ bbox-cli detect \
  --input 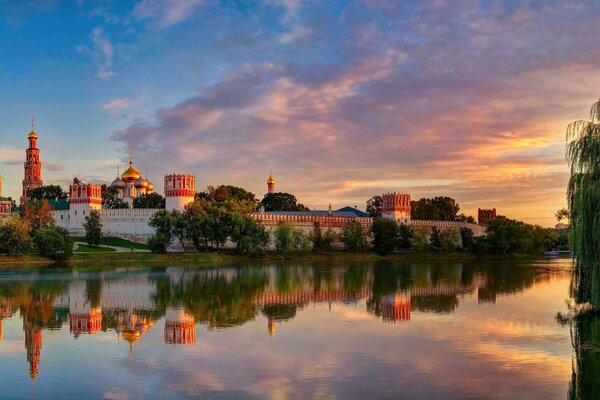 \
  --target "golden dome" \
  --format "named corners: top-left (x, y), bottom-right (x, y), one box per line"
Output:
top-left (134, 176), bottom-right (148, 189)
top-left (122, 329), bottom-right (141, 349)
top-left (121, 162), bottom-right (141, 182)
top-left (27, 130), bottom-right (38, 140)
top-left (147, 181), bottom-right (154, 192)
top-left (267, 175), bottom-right (276, 184)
